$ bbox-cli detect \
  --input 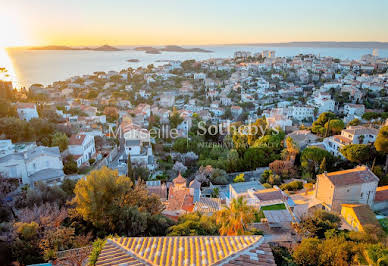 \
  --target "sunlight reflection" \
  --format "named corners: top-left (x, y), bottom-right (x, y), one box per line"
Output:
top-left (0, 47), bottom-right (19, 89)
